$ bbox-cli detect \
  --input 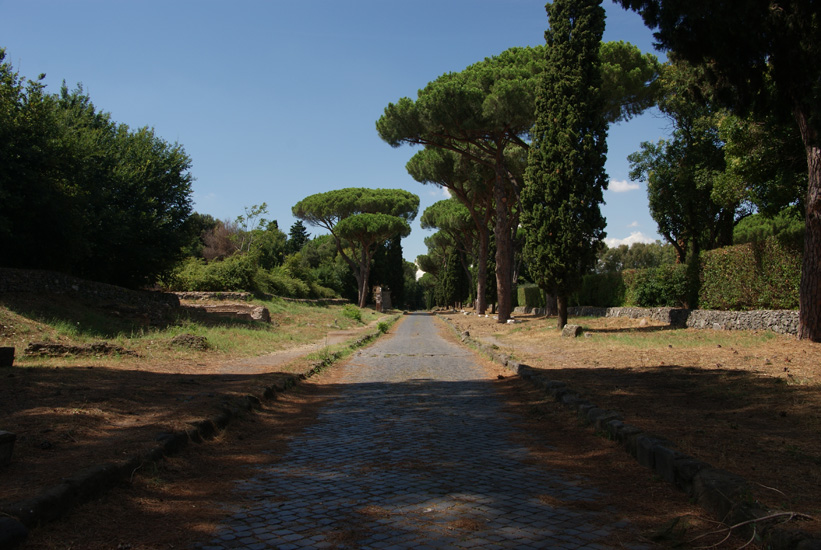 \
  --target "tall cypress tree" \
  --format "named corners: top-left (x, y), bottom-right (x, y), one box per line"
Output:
top-left (521, 0), bottom-right (609, 329)
top-left (371, 234), bottom-right (405, 308)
